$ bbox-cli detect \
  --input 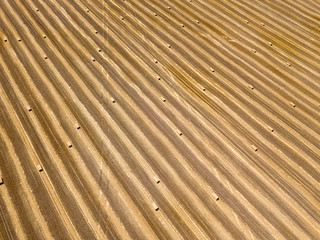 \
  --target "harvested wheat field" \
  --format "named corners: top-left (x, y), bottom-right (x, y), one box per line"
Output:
top-left (0, 0), bottom-right (320, 239)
